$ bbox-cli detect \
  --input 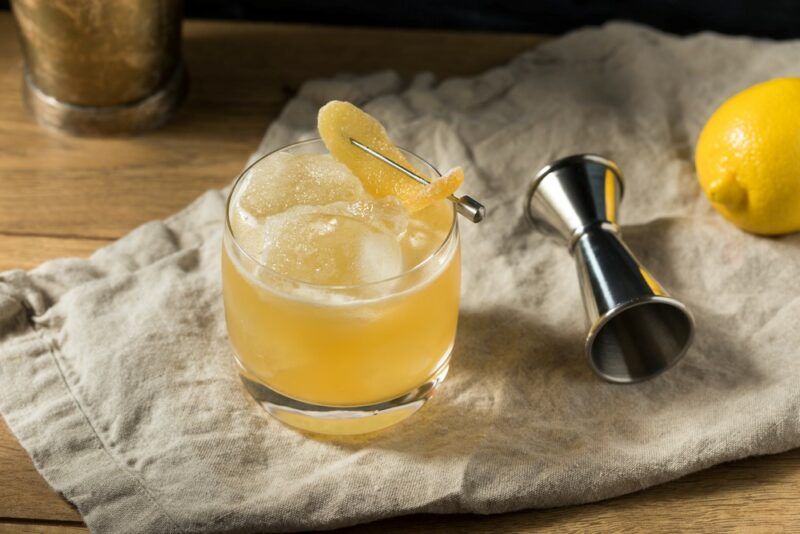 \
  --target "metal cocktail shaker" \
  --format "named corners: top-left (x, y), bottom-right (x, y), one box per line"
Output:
top-left (11, 0), bottom-right (186, 136)
top-left (526, 154), bottom-right (695, 383)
